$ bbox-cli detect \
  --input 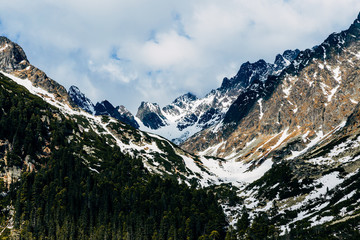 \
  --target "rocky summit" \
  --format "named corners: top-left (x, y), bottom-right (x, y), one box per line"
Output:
top-left (136, 101), bottom-right (167, 129)
top-left (68, 85), bottom-right (95, 114)
top-left (94, 100), bottom-right (139, 129)
top-left (0, 36), bottom-right (72, 105)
